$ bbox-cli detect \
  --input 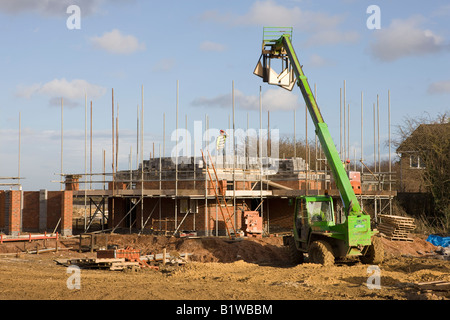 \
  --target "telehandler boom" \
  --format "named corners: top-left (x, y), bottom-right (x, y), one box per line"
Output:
top-left (254, 27), bottom-right (383, 265)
